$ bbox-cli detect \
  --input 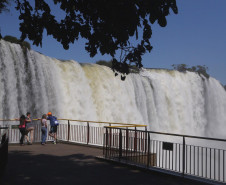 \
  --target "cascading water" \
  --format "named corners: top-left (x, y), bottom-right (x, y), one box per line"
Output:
top-left (0, 40), bottom-right (226, 139)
